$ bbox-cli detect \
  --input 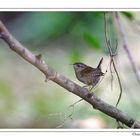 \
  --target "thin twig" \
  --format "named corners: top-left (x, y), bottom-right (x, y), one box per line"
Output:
top-left (110, 59), bottom-right (113, 91)
top-left (108, 41), bottom-right (123, 107)
top-left (115, 12), bottom-right (140, 85)
top-left (69, 98), bottom-right (83, 108)
top-left (56, 98), bottom-right (84, 128)
top-left (56, 106), bottom-right (74, 128)
top-left (131, 121), bottom-right (137, 128)
top-left (104, 13), bottom-right (122, 108)
top-left (112, 60), bottom-right (123, 107)
top-left (104, 13), bottom-right (114, 92)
